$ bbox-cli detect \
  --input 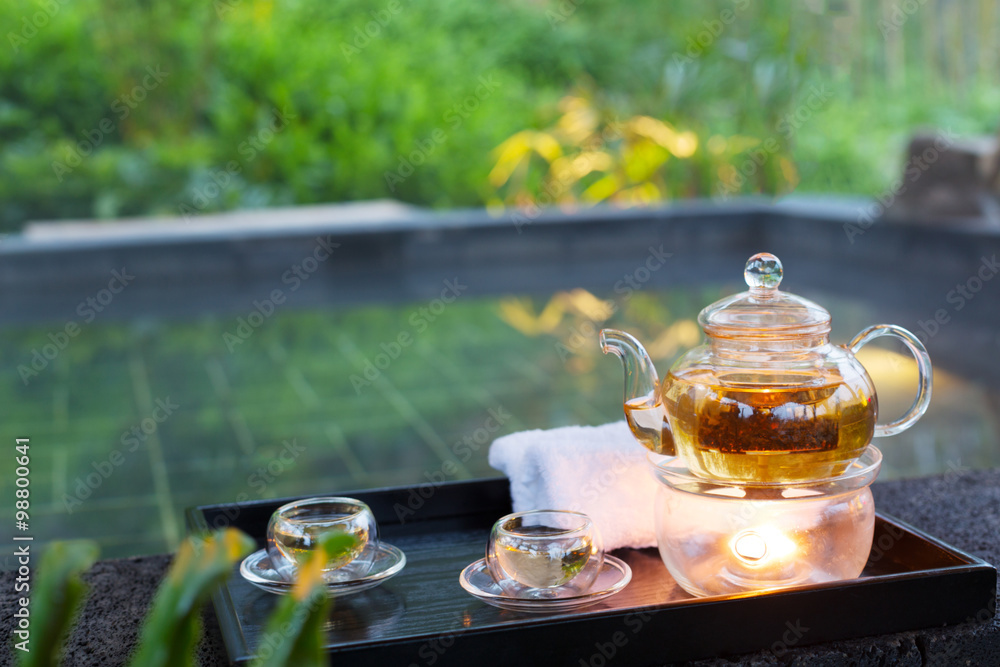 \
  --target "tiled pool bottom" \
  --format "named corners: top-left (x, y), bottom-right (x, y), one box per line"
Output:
top-left (2, 287), bottom-right (997, 562)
